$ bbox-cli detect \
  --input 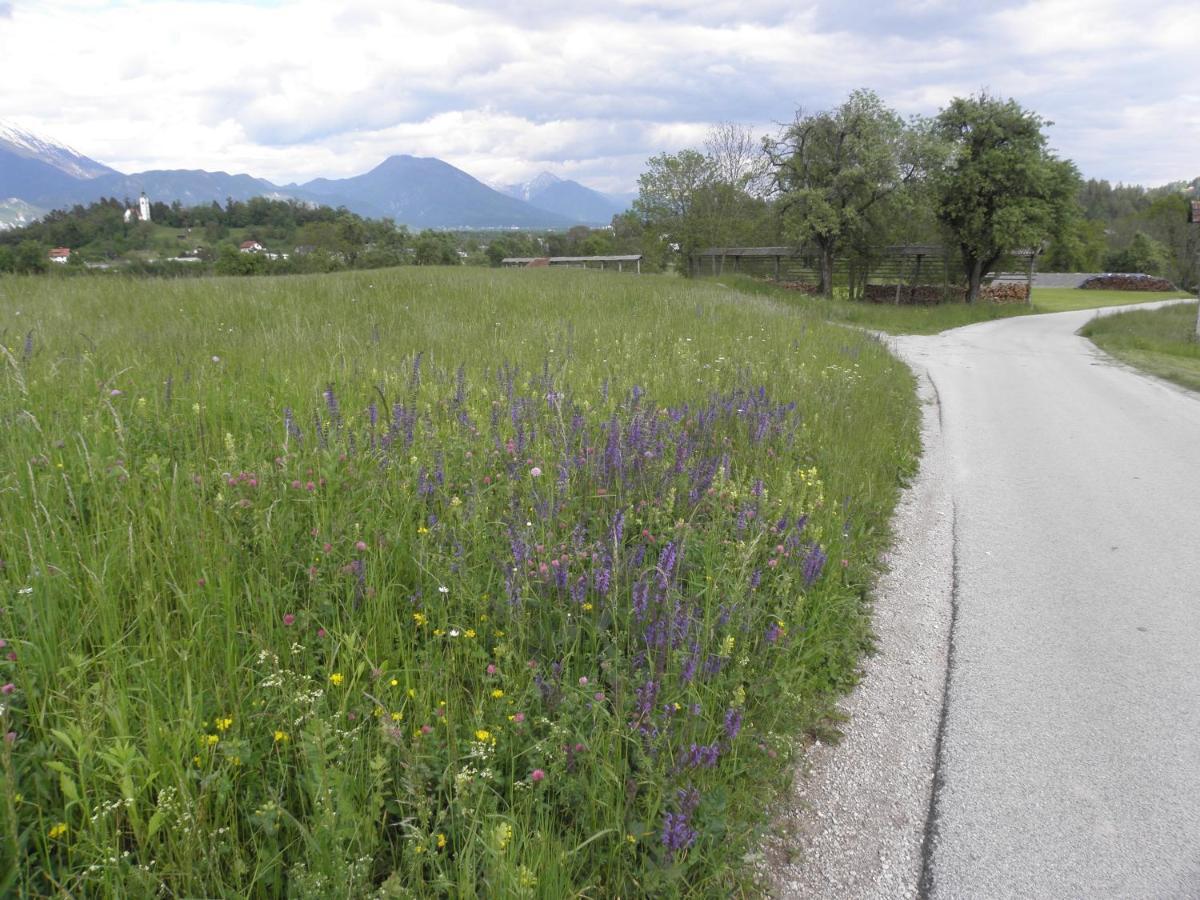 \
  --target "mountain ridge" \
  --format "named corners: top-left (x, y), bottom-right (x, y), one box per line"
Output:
top-left (0, 124), bottom-right (618, 230)
top-left (500, 171), bottom-right (629, 224)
